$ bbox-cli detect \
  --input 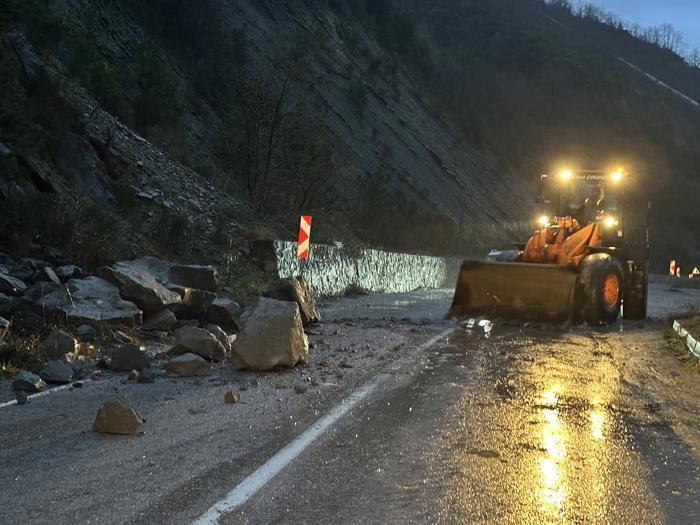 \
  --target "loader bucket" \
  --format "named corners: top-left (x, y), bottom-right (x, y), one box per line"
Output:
top-left (448, 260), bottom-right (579, 323)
